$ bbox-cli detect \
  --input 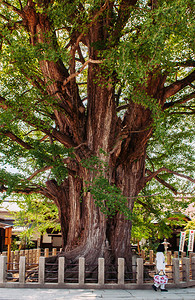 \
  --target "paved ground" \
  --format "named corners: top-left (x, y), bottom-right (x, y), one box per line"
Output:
top-left (0, 287), bottom-right (195, 300)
